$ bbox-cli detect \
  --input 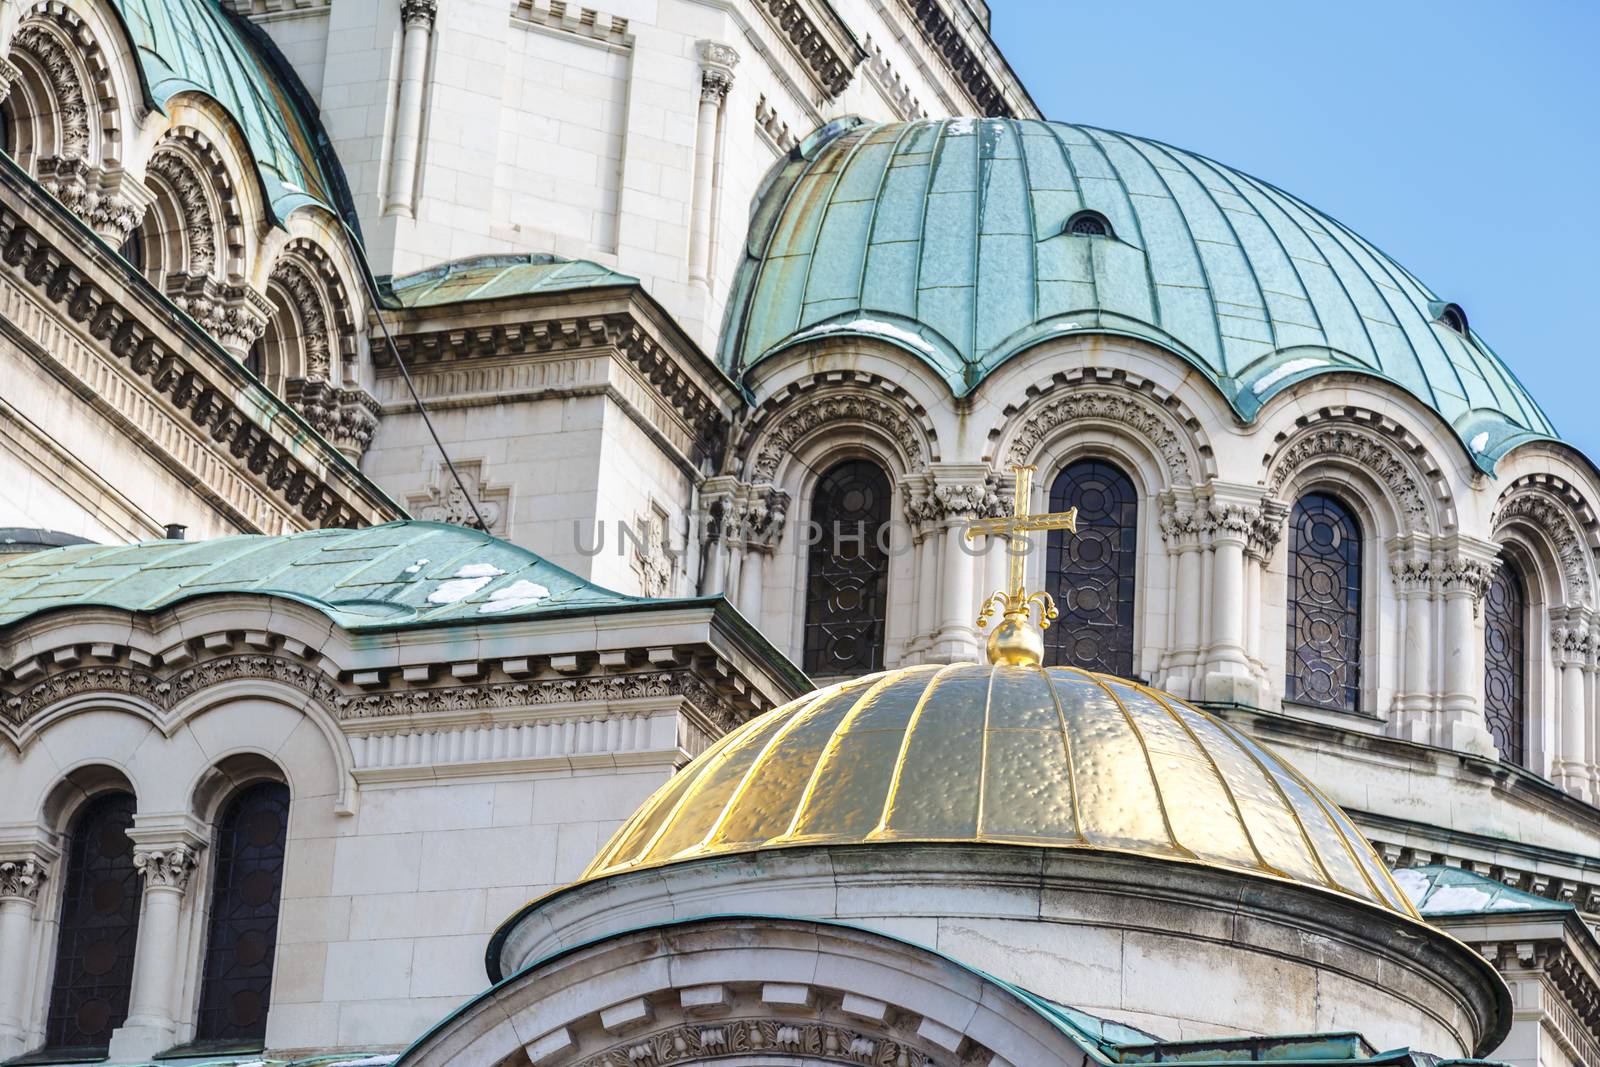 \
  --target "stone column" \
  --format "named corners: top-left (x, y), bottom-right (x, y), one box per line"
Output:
top-left (688, 42), bottom-right (738, 286)
top-left (1244, 501), bottom-right (1287, 701)
top-left (0, 854), bottom-right (50, 1058)
top-left (1437, 551), bottom-right (1497, 758)
top-left (738, 485), bottom-right (787, 632)
top-left (1553, 618), bottom-right (1593, 800)
top-left (1389, 544), bottom-right (1436, 741)
top-left (1158, 495), bottom-right (1202, 698)
top-left (108, 843), bottom-right (201, 1060)
top-left (1196, 485), bottom-right (1268, 706)
top-left (928, 475), bottom-right (1004, 663)
top-left (903, 487), bottom-right (937, 660)
top-left (385, 0), bottom-right (437, 218)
